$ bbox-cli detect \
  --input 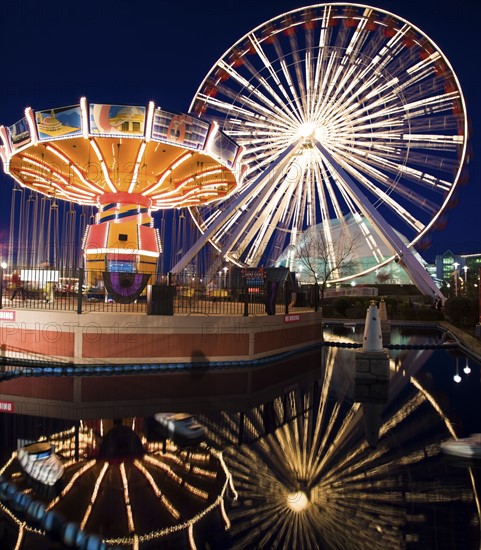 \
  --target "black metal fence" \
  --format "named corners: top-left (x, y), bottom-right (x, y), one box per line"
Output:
top-left (0, 266), bottom-right (302, 316)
